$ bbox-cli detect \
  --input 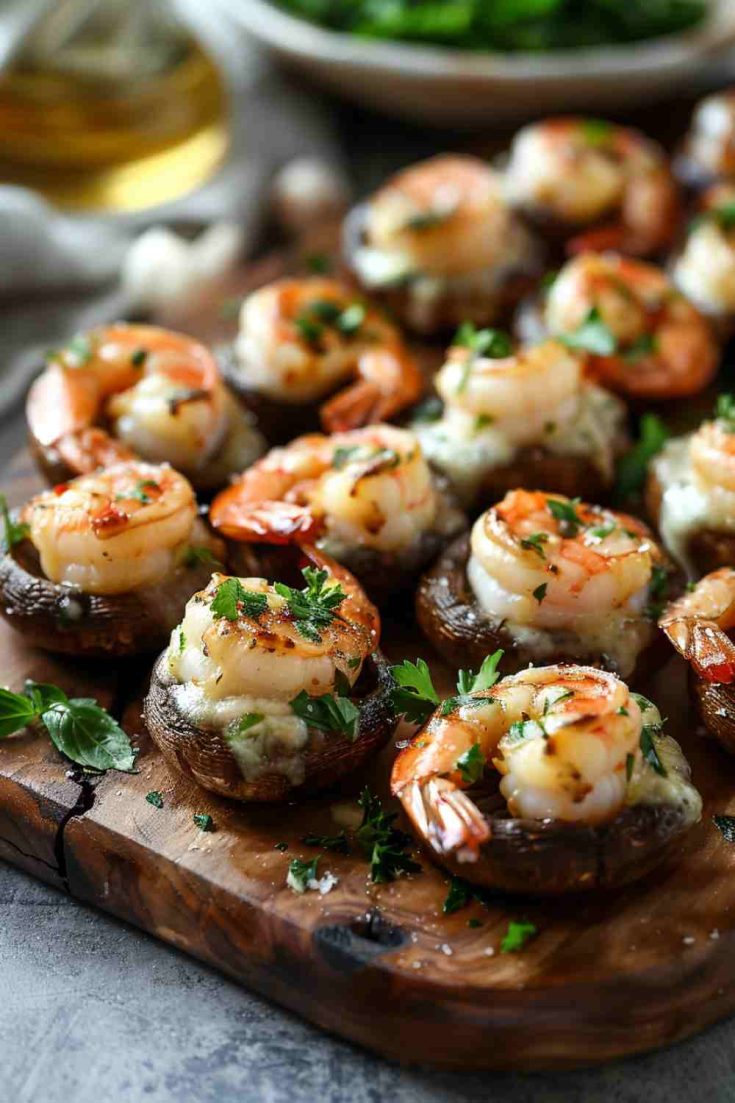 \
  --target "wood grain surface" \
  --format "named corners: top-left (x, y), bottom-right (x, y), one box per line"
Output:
top-left (2, 239), bottom-right (735, 1070)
